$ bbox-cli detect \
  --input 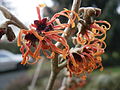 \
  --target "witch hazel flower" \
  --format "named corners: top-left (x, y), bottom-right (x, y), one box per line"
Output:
top-left (67, 39), bottom-right (106, 79)
top-left (73, 7), bottom-right (111, 46)
top-left (76, 20), bottom-right (111, 45)
top-left (67, 20), bottom-right (110, 79)
top-left (17, 4), bottom-right (78, 64)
